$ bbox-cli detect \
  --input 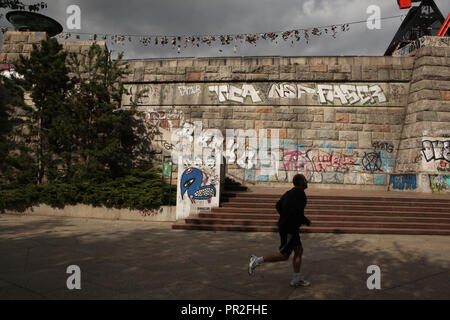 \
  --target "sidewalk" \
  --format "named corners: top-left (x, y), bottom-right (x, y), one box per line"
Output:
top-left (0, 214), bottom-right (449, 300)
